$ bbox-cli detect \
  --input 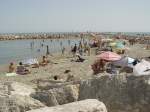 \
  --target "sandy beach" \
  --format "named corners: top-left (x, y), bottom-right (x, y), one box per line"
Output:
top-left (1, 1), bottom-right (150, 111)
top-left (0, 43), bottom-right (149, 88)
